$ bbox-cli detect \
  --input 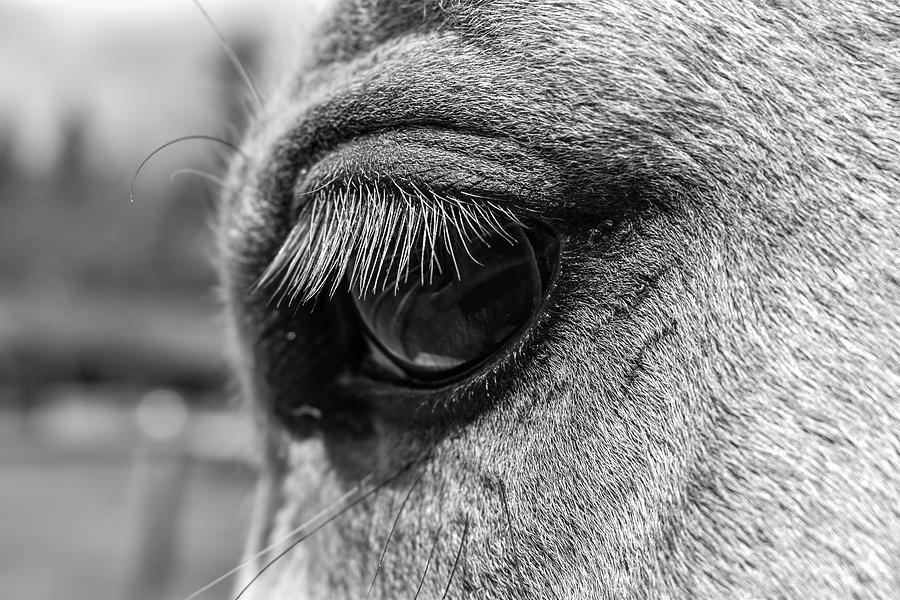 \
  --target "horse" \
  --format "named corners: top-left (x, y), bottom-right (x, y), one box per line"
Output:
top-left (216, 1), bottom-right (900, 597)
